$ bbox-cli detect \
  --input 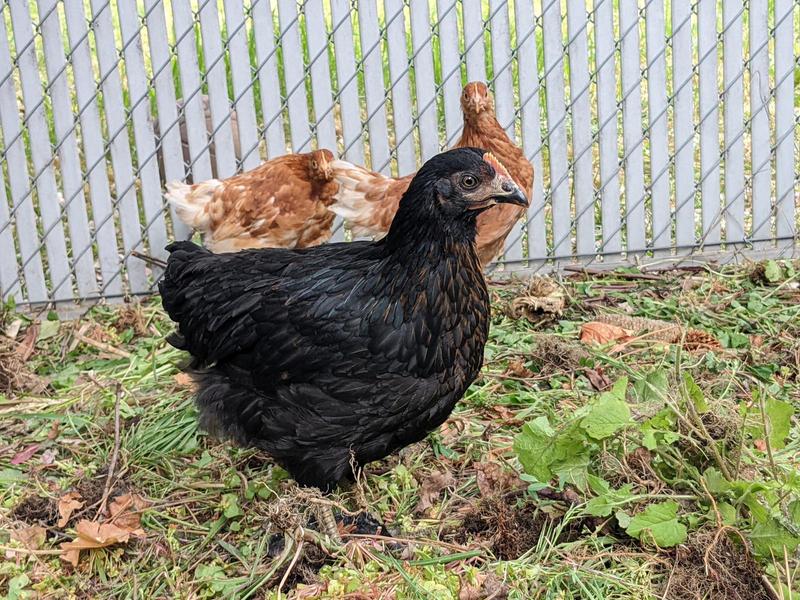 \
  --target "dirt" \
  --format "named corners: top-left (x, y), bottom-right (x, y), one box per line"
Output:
top-left (0, 336), bottom-right (44, 397)
top-left (664, 529), bottom-right (772, 600)
top-left (454, 492), bottom-right (582, 560)
top-left (11, 494), bottom-right (59, 526)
